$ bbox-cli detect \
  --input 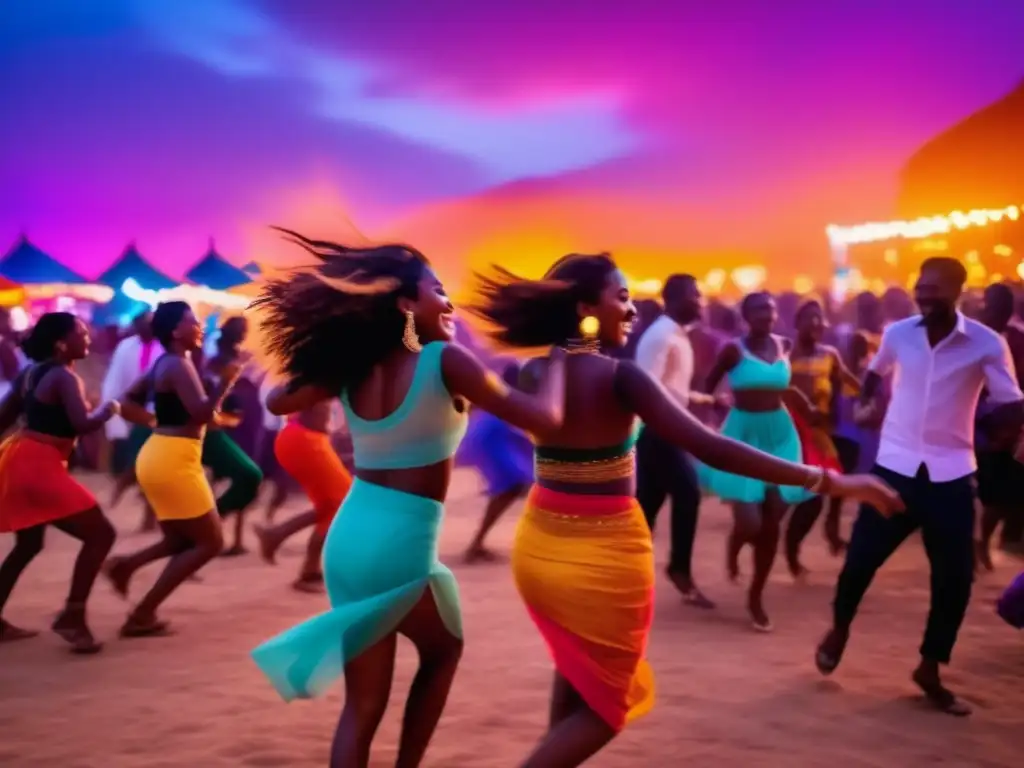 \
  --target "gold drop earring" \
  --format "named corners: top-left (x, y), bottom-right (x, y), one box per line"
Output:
top-left (566, 315), bottom-right (601, 354)
top-left (402, 310), bottom-right (423, 353)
